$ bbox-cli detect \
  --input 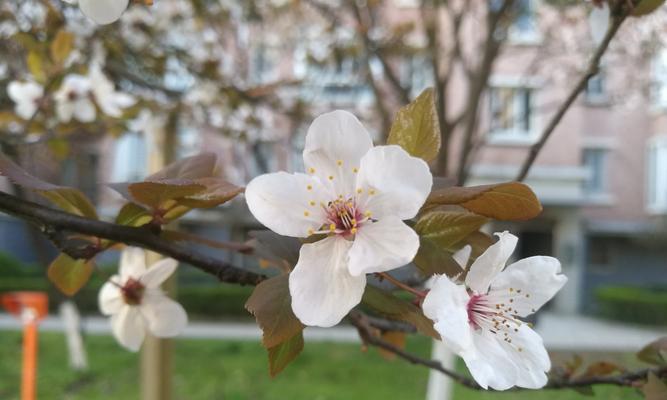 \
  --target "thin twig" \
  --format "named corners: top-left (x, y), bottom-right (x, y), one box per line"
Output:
top-left (515, 1), bottom-right (629, 182)
top-left (349, 310), bottom-right (667, 391)
top-left (0, 191), bottom-right (265, 285)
